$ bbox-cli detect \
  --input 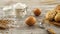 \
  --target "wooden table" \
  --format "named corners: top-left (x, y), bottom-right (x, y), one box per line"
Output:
top-left (0, 0), bottom-right (60, 34)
